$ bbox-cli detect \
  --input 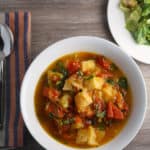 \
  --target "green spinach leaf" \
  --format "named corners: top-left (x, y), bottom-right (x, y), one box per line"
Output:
top-left (118, 77), bottom-right (128, 89)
